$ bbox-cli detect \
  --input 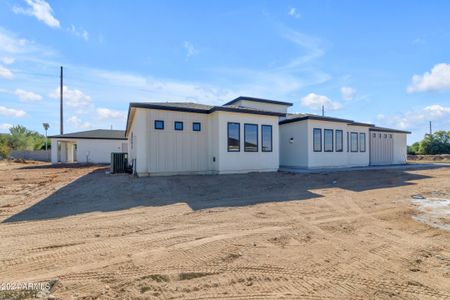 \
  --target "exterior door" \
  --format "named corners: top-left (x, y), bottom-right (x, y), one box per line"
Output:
top-left (370, 132), bottom-right (393, 165)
